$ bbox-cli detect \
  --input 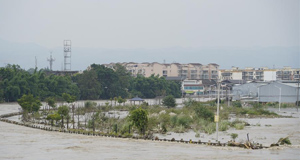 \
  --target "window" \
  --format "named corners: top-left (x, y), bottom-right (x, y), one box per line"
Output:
top-left (184, 86), bottom-right (203, 90)
top-left (163, 70), bottom-right (167, 75)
